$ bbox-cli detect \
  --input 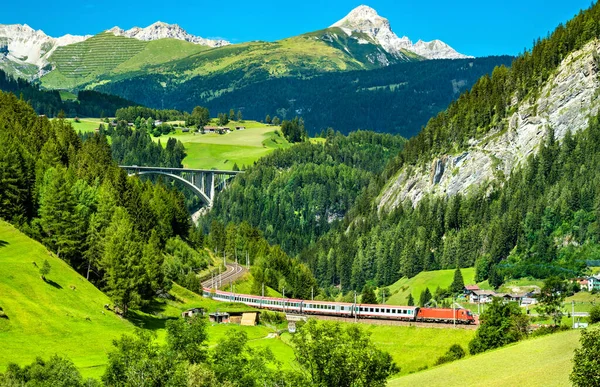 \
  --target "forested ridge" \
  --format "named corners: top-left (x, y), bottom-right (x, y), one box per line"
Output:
top-left (0, 91), bottom-right (316, 311)
top-left (0, 69), bottom-right (137, 117)
top-left (94, 56), bottom-right (512, 137)
top-left (204, 130), bottom-right (406, 257)
top-left (397, 2), bottom-right (600, 167)
top-left (298, 2), bottom-right (600, 292)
